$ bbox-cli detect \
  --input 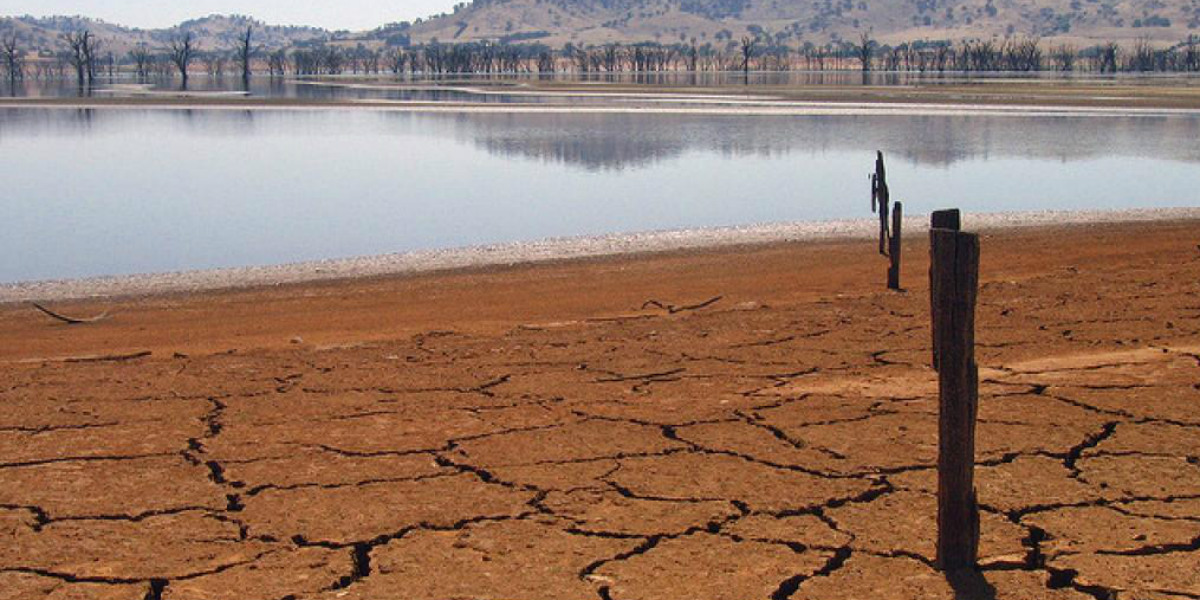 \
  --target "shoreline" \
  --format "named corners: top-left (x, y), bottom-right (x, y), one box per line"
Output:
top-left (5, 206), bottom-right (1198, 304)
top-left (4, 97), bottom-right (1200, 117)
top-left (7, 74), bottom-right (1200, 112)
